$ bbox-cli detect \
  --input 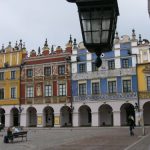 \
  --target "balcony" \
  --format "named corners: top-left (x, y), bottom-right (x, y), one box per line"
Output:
top-left (72, 68), bottom-right (136, 80)
top-left (73, 92), bottom-right (137, 102)
top-left (26, 96), bottom-right (69, 104)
